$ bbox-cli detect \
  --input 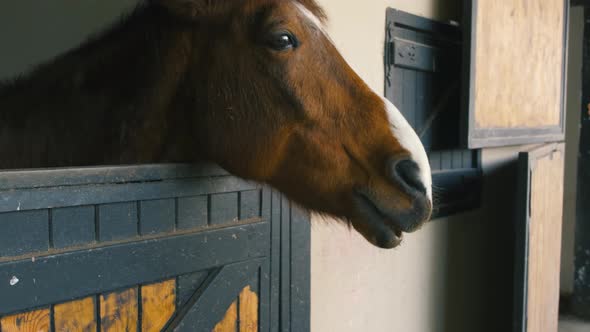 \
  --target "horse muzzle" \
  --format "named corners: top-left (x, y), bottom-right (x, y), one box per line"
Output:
top-left (352, 161), bottom-right (432, 248)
